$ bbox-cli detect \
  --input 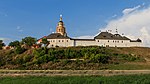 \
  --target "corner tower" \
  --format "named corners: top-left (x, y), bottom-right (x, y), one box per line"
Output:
top-left (56, 15), bottom-right (67, 36)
